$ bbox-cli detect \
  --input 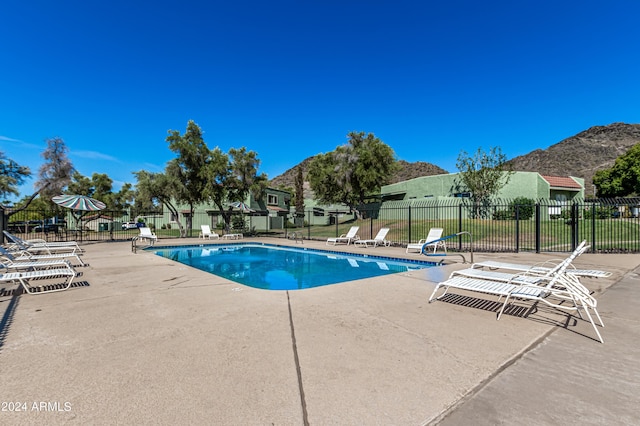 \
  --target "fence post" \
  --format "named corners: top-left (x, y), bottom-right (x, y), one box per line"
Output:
top-left (0, 206), bottom-right (5, 244)
top-left (571, 203), bottom-right (579, 250)
top-left (535, 203), bottom-right (541, 253)
top-left (591, 202), bottom-right (596, 252)
top-left (408, 205), bottom-right (412, 244)
top-left (515, 205), bottom-right (520, 253)
top-left (458, 204), bottom-right (463, 252)
top-left (369, 213), bottom-right (373, 238)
